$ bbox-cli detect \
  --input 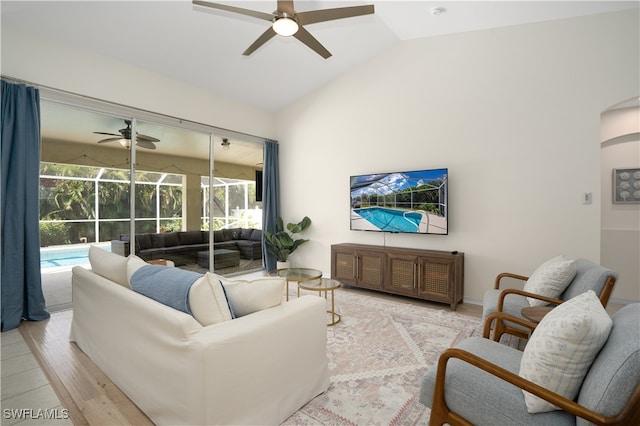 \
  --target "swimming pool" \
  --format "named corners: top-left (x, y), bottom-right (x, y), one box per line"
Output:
top-left (354, 207), bottom-right (421, 233)
top-left (40, 243), bottom-right (111, 269)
